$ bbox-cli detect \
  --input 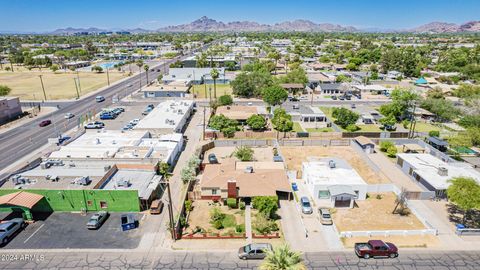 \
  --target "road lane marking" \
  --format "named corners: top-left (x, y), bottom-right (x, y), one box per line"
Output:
top-left (23, 223), bottom-right (44, 244)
